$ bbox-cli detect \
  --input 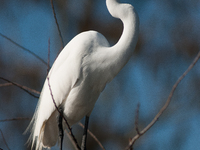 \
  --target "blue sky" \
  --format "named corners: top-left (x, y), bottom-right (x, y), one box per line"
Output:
top-left (0, 0), bottom-right (200, 150)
